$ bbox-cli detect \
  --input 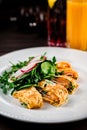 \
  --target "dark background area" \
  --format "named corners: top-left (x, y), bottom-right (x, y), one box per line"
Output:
top-left (0, 0), bottom-right (48, 55)
top-left (0, 0), bottom-right (48, 31)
